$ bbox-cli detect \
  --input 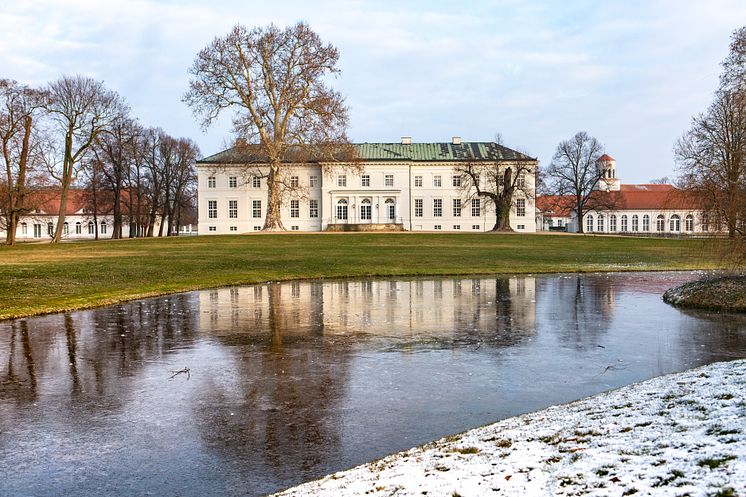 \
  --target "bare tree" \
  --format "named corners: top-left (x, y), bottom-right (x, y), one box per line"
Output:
top-left (675, 89), bottom-right (746, 238)
top-left (721, 26), bottom-right (746, 92)
top-left (44, 75), bottom-right (126, 243)
top-left (184, 22), bottom-right (356, 231)
top-left (455, 157), bottom-right (535, 231)
top-left (544, 132), bottom-right (606, 233)
top-left (0, 80), bottom-right (45, 245)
